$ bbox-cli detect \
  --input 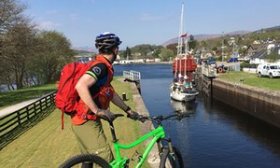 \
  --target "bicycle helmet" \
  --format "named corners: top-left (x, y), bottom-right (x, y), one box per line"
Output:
top-left (95, 32), bottom-right (122, 53)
